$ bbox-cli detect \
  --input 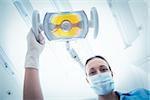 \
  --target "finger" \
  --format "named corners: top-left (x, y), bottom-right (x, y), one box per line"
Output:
top-left (40, 39), bottom-right (45, 45)
top-left (38, 33), bottom-right (45, 45)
